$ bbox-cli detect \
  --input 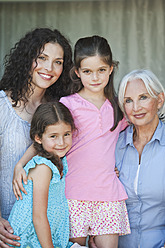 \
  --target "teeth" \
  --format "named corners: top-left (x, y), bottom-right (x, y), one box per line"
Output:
top-left (39, 73), bottom-right (52, 79)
